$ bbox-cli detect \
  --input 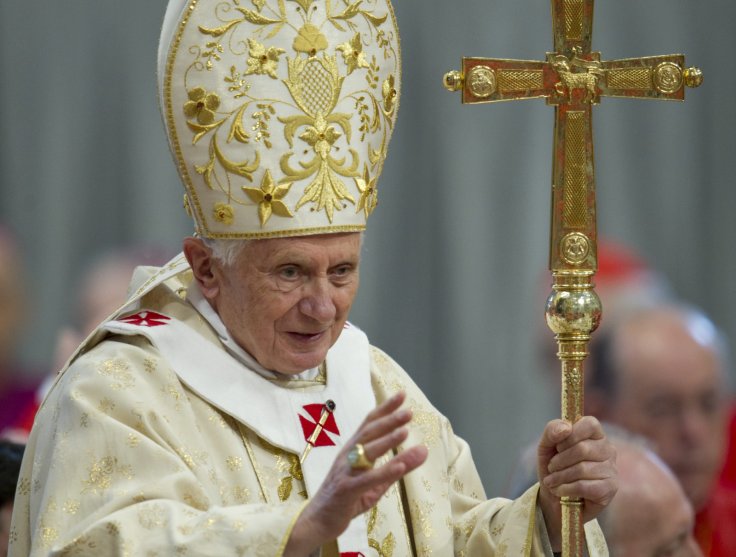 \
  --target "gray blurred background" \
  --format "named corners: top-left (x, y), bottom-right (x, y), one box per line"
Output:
top-left (1, 1), bottom-right (734, 497)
